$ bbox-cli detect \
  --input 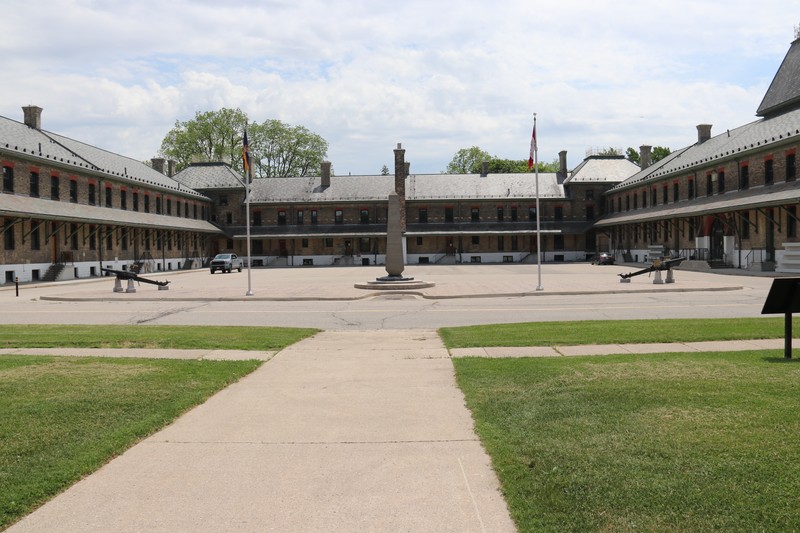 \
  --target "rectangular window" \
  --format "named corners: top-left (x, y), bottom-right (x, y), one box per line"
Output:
top-left (625, 196), bottom-right (630, 211)
top-left (740, 211), bottom-right (750, 239)
top-left (29, 172), bottom-right (39, 197)
top-left (688, 179), bottom-right (694, 200)
top-left (511, 235), bottom-right (518, 251)
top-left (156, 196), bottom-right (162, 214)
top-left (585, 190), bottom-right (594, 201)
top-left (586, 205), bottom-right (595, 221)
top-left (184, 202), bottom-right (189, 218)
top-left (360, 209), bottom-right (370, 224)
top-left (497, 207), bottom-right (504, 222)
top-left (89, 225), bottom-right (96, 250)
top-left (297, 211), bottom-right (304, 225)
top-left (50, 176), bottom-right (60, 200)
top-left (416, 236), bottom-right (423, 246)
top-left (121, 190), bottom-right (127, 210)
top-left (88, 183), bottom-right (96, 205)
top-left (4, 219), bottom-right (14, 250)
top-left (510, 206), bottom-right (518, 221)
top-left (70, 223), bottom-right (78, 250)
top-left (325, 237), bottom-right (333, 247)
top-left (144, 195), bottom-right (150, 213)
top-left (335, 209), bottom-right (343, 224)
top-left (2, 166), bottom-right (13, 193)
top-left (106, 228), bottom-right (113, 251)
top-left (418, 208), bottom-right (428, 223)
top-left (31, 223), bottom-right (40, 250)
top-left (278, 210), bottom-right (287, 225)
top-left (706, 173), bottom-right (713, 196)
top-left (739, 164), bottom-right (749, 190)
top-left (311, 210), bottom-right (318, 224)
top-left (166, 198), bottom-right (172, 215)
top-left (765, 159), bottom-right (774, 185)
top-left (105, 186), bottom-right (112, 207)
top-left (554, 206), bottom-right (563, 221)
top-left (651, 188), bottom-right (657, 206)
top-left (445, 207), bottom-right (454, 223)
top-left (634, 193), bottom-right (638, 210)
top-left (718, 171), bottom-right (725, 194)
top-left (133, 192), bottom-right (139, 211)
top-left (69, 180), bottom-right (78, 203)
top-left (662, 185), bottom-right (668, 204)
top-left (471, 207), bottom-right (480, 222)
top-left (301, 238), bottom-right (309, 248)
top-left (193, 204), bottom-right (197, 219)
top-left (789, 207), bottom-right (797, 238)
top-left (471, 235), bottom-right (480, 245)
top-left (642, 190), bottom-right (647, 208)
top-left (498, 235), bottom-right (504, 251)
top-left (253, 210), bottom-right (262, 226)
top-left (554, 234), bottom-right (564, 250)
top-left (528, 207), bottom-right (537, 221)
top-left (673, 183), bottom-right (679, 203)
top-left (787, 153), bottom-right (796, 181)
